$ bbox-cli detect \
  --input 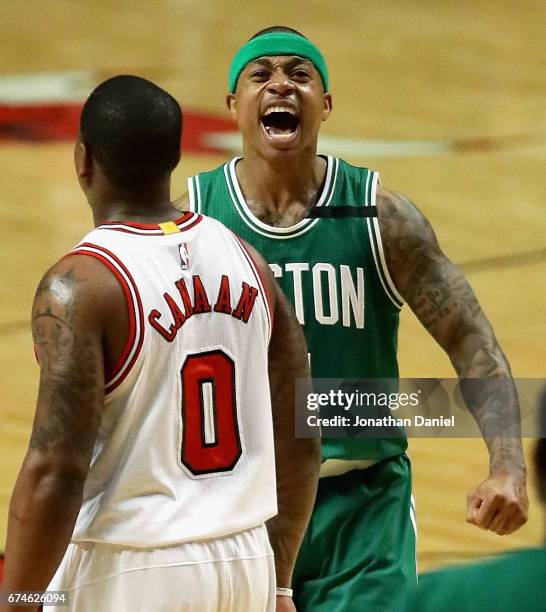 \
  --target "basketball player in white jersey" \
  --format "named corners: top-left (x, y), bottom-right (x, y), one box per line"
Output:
top-left (0, 76), bottom-right (319, 612)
